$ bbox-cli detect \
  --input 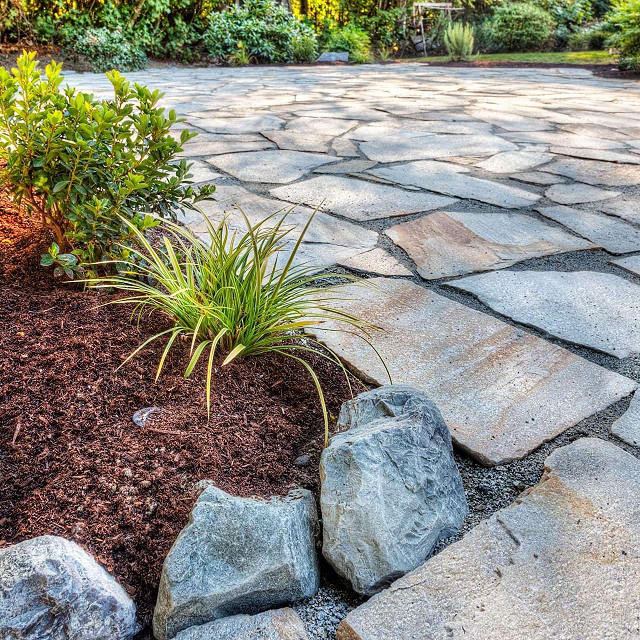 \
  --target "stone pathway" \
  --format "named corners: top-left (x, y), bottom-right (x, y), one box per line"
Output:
top-left (65, 64), bottom-right (640, 638)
